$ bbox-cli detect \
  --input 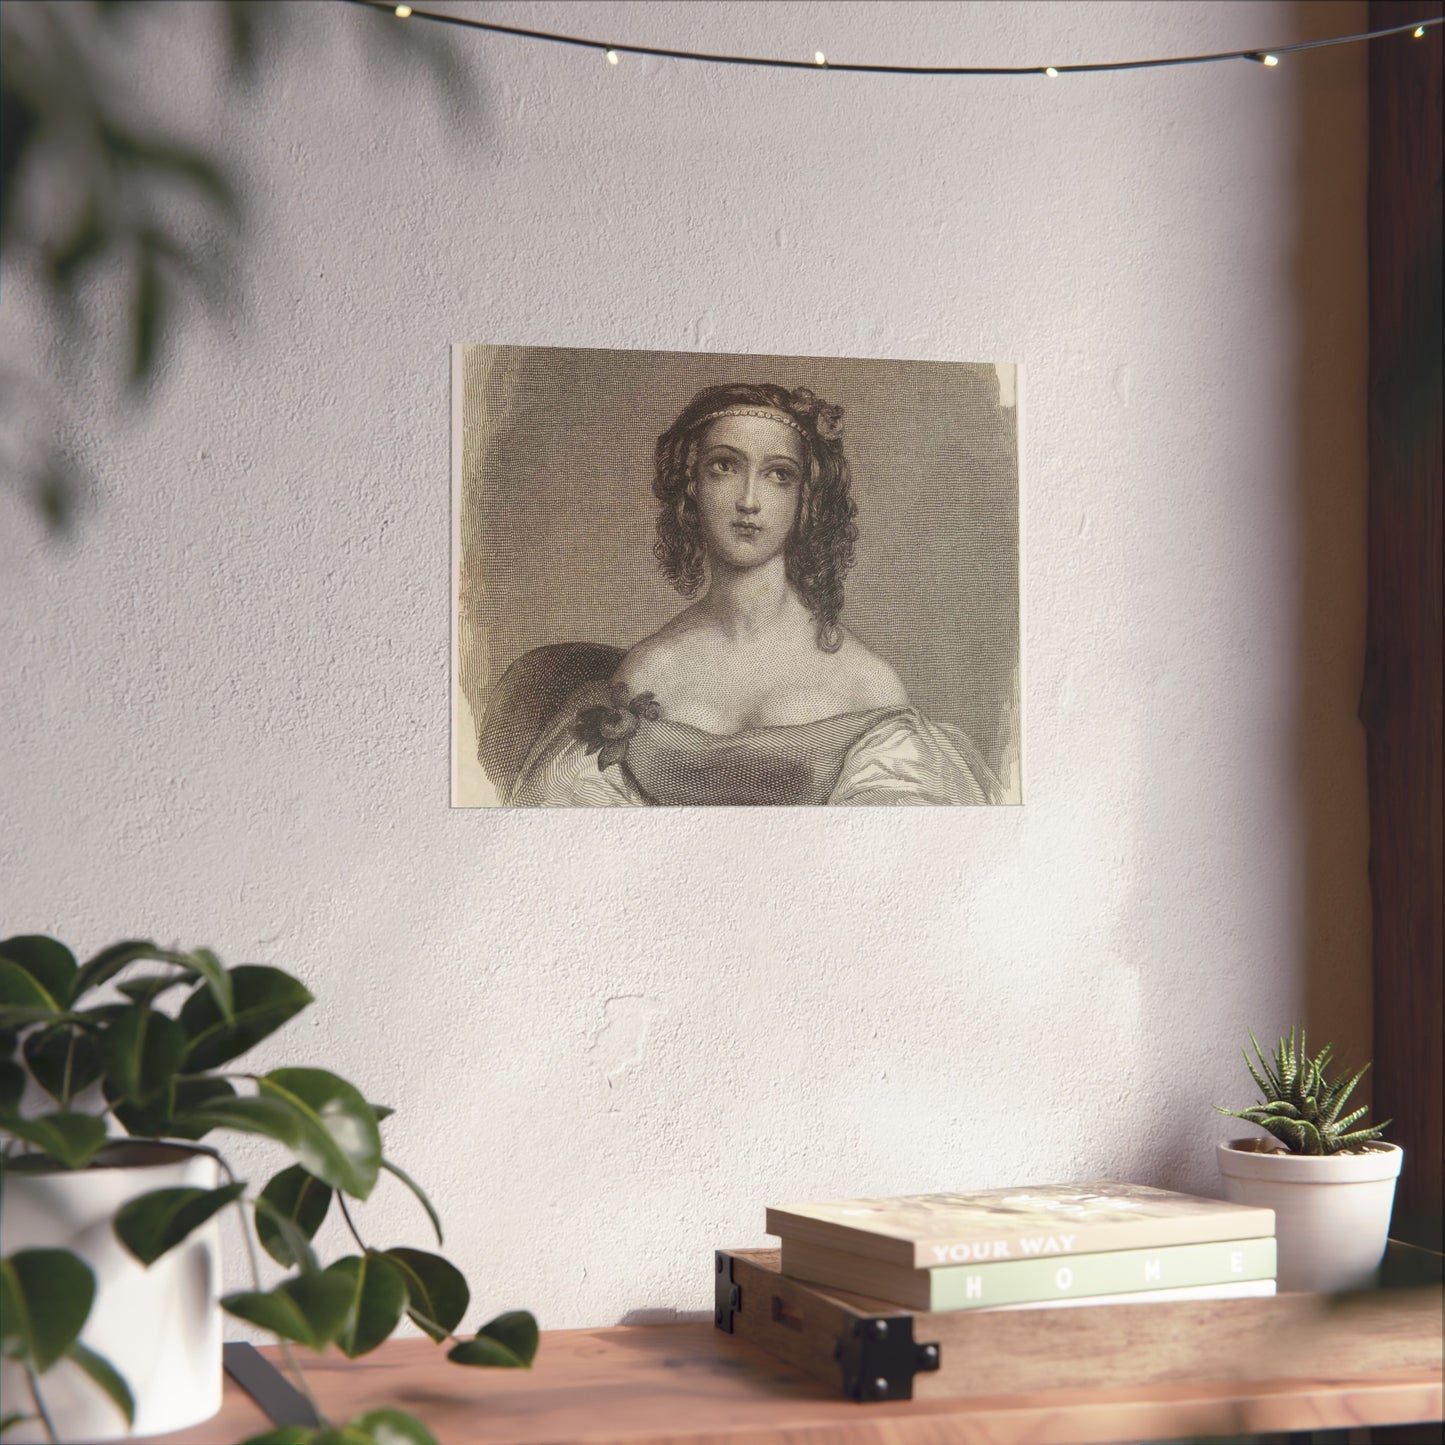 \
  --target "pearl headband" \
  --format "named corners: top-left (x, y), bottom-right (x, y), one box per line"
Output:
top-left (694, 406), bottom-right (807, 438)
